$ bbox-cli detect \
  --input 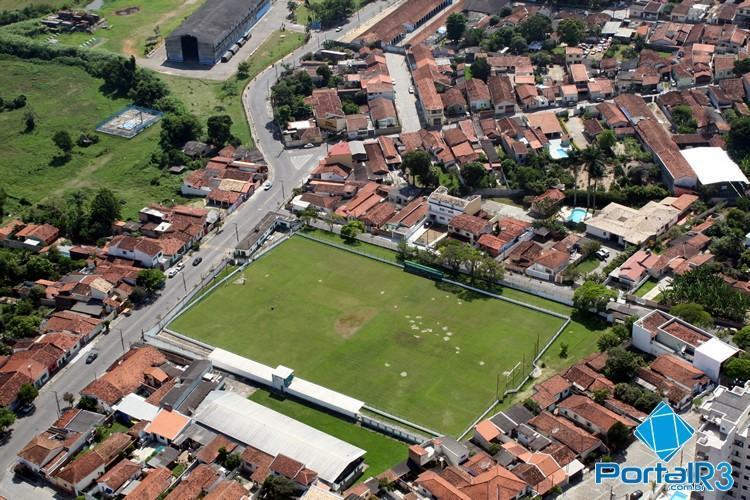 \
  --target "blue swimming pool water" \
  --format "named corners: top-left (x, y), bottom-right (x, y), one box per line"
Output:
top-left (670, 491), bottom-right (689, 500)
top-left (568, 207), bottom-right (587, 223)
